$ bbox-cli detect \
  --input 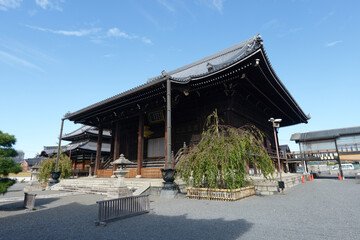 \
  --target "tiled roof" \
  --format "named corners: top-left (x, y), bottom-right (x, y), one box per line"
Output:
top-left (65, 35), bottom-right (263, 120)
top-left (290, 126), bottom-right (360, 142)
top-left (62, 125), bottom-right (111, 139)
top-left (66, 140), bottom-right (111, 152)
top-left (148, 34), bottom-right (262, 83)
